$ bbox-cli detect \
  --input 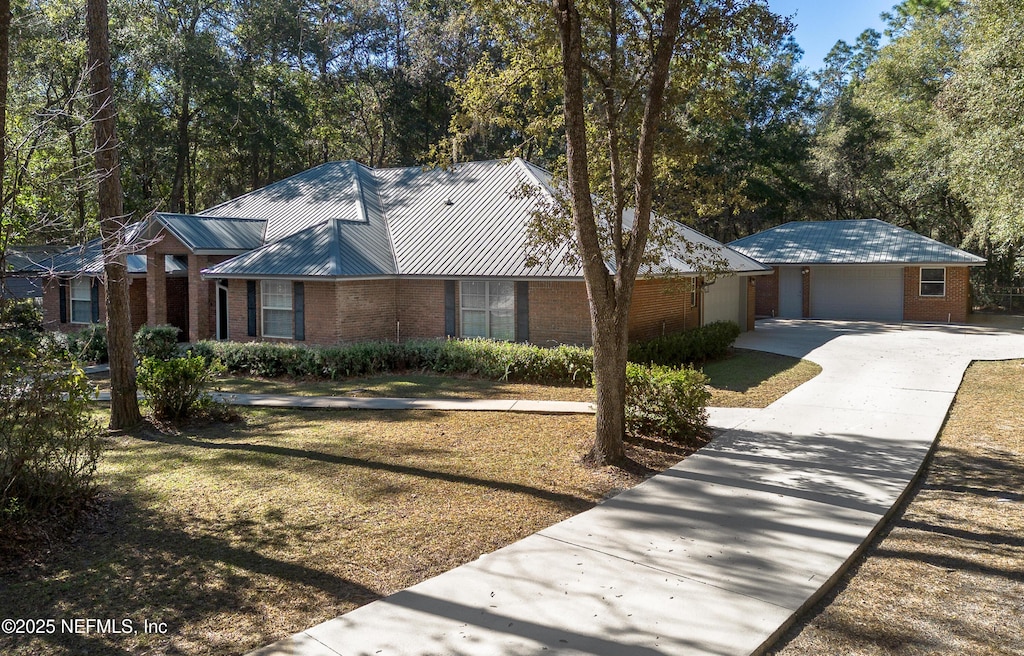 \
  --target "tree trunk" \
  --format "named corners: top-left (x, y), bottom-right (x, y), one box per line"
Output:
top-left (1, 0), bottom-right (9, 214)
top-left (589, 304), bottom-right (630, 462)
top-left (86, 0), bottom-right (142, 430)
top-left (169, 83), bottom-right (190, 213)
top-left (554, 0), bottom-right (681, 465)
